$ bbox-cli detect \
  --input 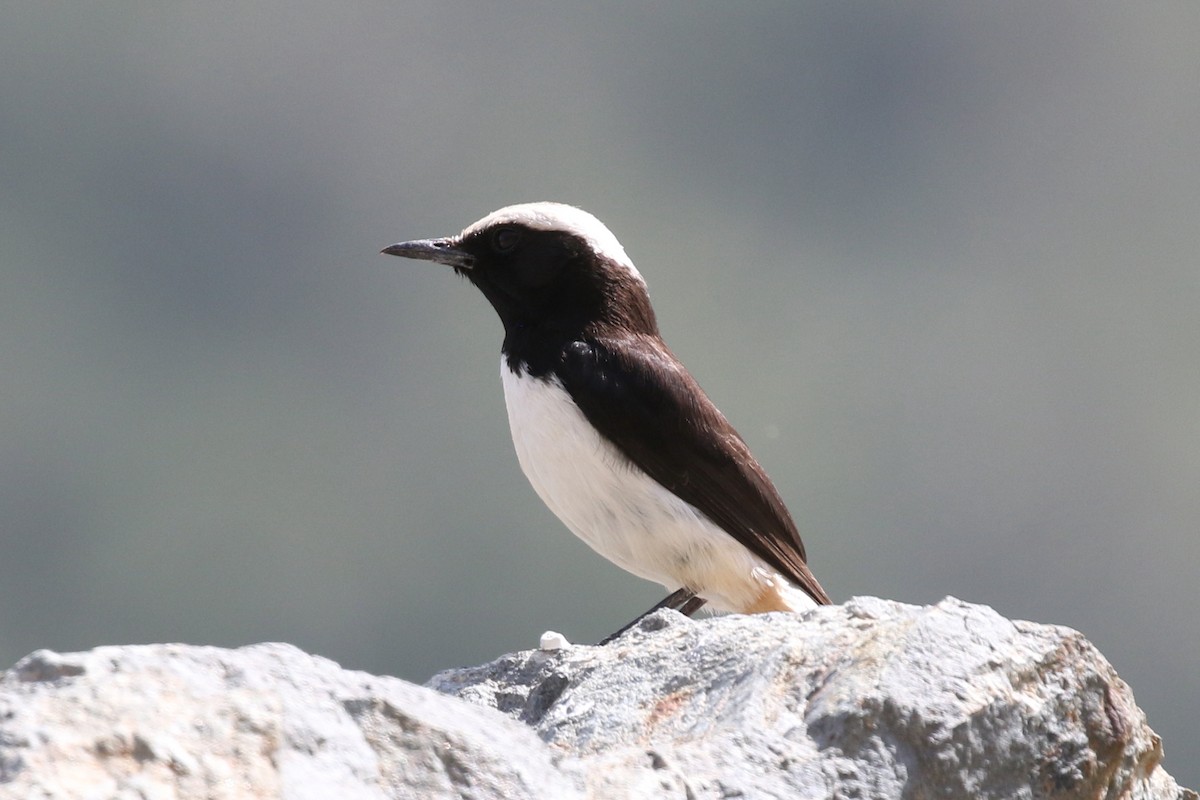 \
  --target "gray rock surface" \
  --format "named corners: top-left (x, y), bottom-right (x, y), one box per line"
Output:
top-left (1, 597), bottom-right (1193, 799)
top-left (0, 642), bottom-right (583, 800)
